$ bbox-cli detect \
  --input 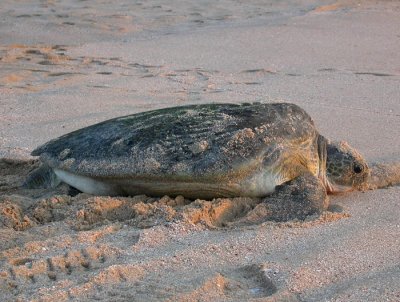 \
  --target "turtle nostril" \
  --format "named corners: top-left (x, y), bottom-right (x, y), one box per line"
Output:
top-left (353, 164), bottom-right (363, 174)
